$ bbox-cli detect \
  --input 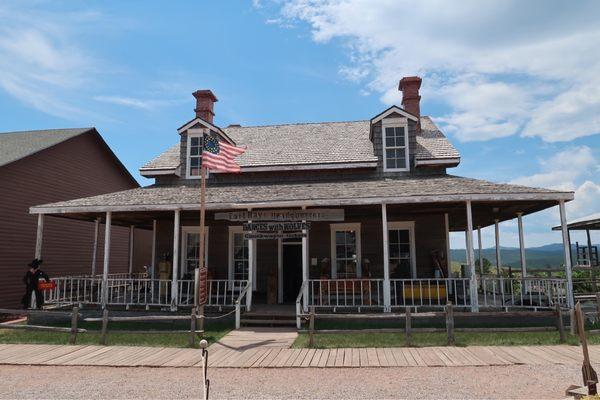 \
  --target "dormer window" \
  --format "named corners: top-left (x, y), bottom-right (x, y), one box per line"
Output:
top-left (187, 133), bottom-right (203, 178)
top-left (382, 118), bottom-right (409, 172)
